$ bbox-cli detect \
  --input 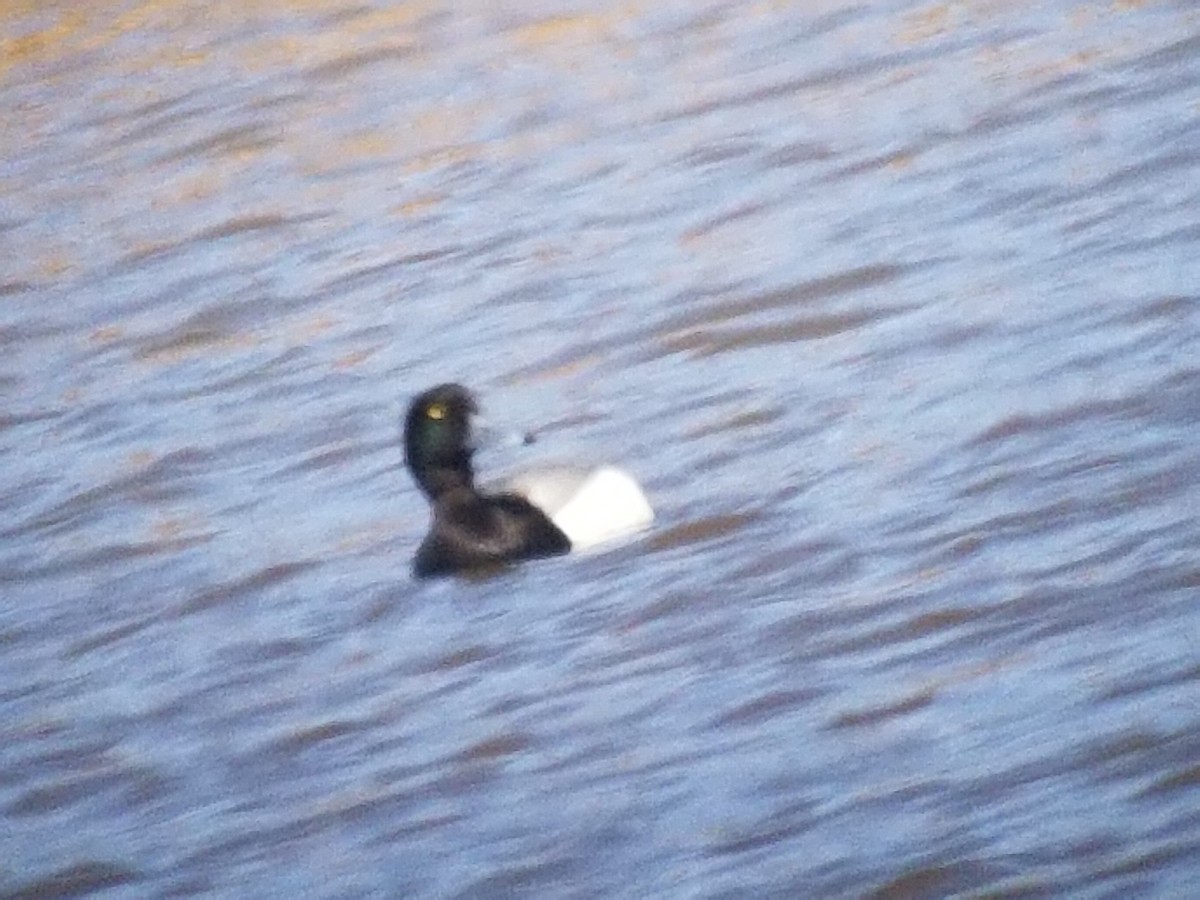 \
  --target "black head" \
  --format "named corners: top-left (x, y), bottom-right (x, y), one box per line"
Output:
top-left (404, 383), bottom-right (479, 498)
